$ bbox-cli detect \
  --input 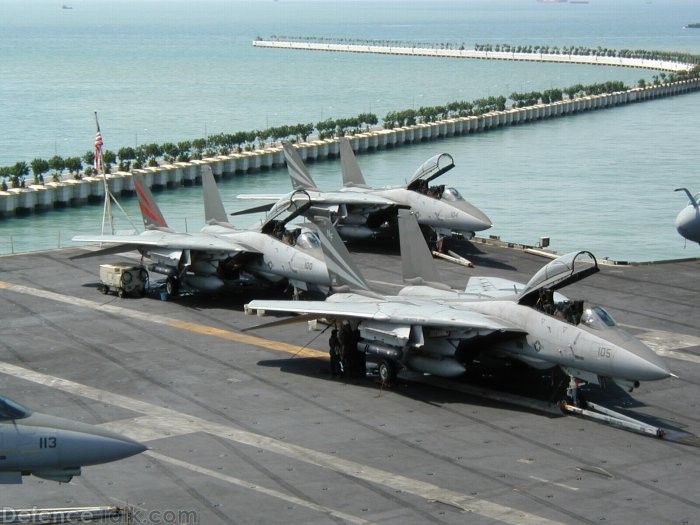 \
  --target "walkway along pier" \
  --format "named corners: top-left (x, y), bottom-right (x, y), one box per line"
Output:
top-left (1, 78), bottom-right (698, 218)
top-left (253, 40), bottom-right (694, 72)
